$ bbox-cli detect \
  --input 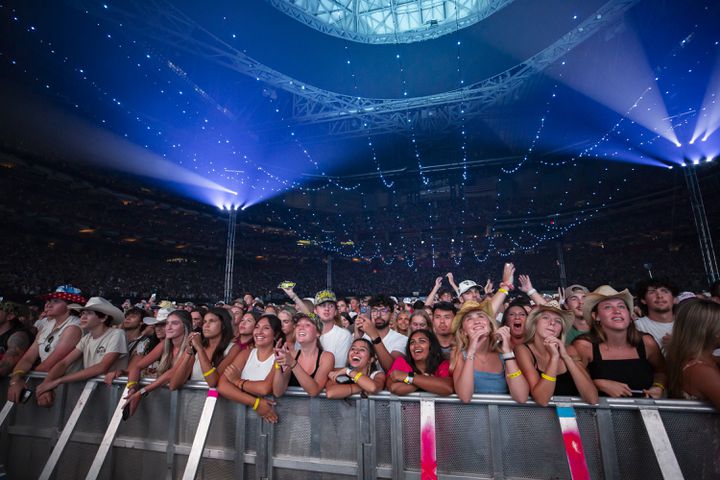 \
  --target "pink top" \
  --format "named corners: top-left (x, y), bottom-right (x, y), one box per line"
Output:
top-left (388, 356), bottom-right (451, 378)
